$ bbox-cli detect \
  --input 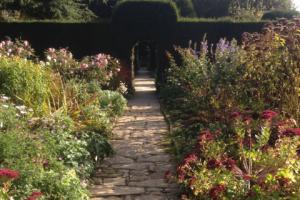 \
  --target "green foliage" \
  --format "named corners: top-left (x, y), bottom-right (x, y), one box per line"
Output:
top-left (160, 19), bottom-right (300, 199)
top-left (0, 40), bottom-right (127, 199)
top-left (192, 0), bottom-right (294, 19)
top-left (0, 0), bottom-right (96, 21)
top-left (262, 9), bottom-right (300, 20)
top-left (0, 117), bottom-right (89, 199)
top-left (0, 57), bottom-right (51, 115)
top-left (99, 90), bottom-right (127, 117)
top-left (175, 113), bottom-right (300, 199)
